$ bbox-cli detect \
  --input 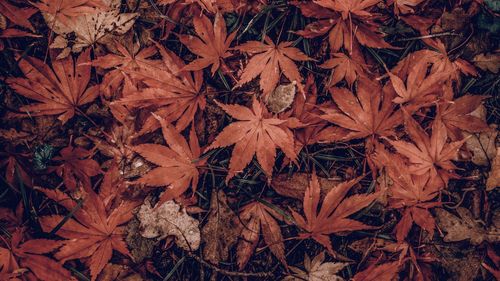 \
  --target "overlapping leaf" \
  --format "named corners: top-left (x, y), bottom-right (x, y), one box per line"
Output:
top-left (6, 49), bottom-right (99, 124)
